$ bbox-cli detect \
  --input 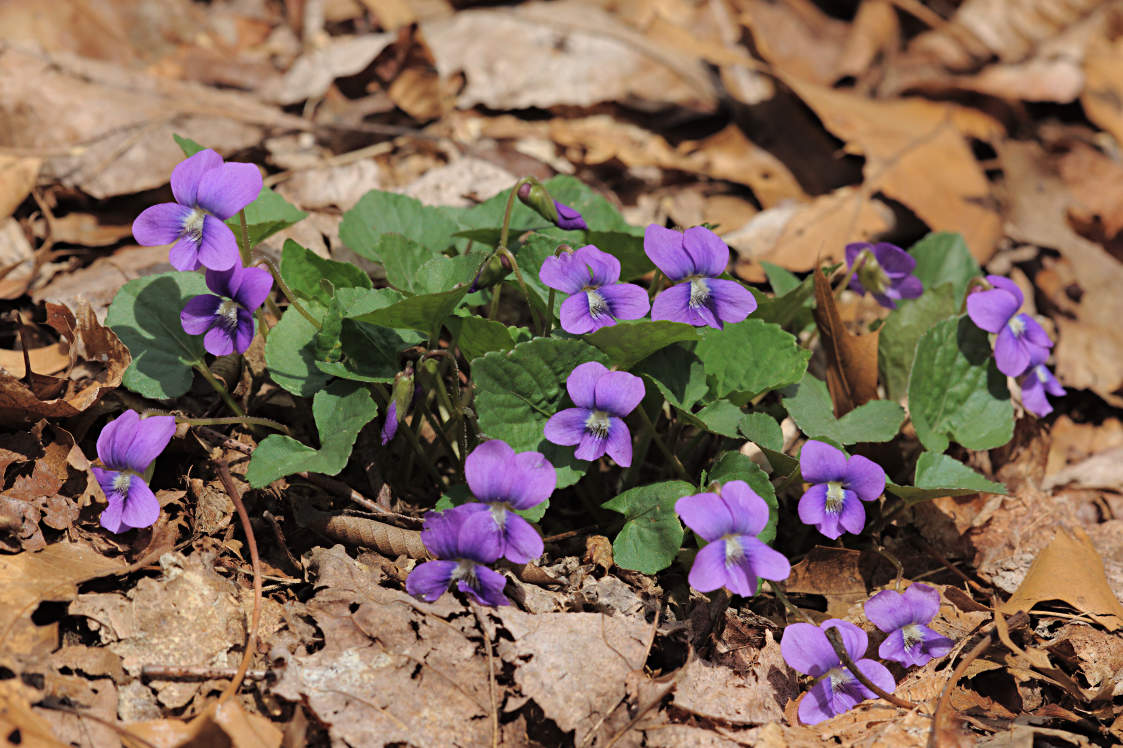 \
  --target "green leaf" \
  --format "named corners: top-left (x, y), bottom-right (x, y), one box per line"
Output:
top-left (265, 305), bottom-right (333, 397)
top-left (107, 272), bottom-right (209, 398)
top-left (759, 447), bottom-right (799, 476)
top-left (585, 321), bottom-right (700, 370)
top-left (602, 480), bottom-right (694, 574)
top-left (691, 400), bottom-right (745, 438)
top-left (739, 412), bottom-right (783, 452)
top-left (173, 134), bottom-right (206, 156)
top-left (450, 175), bottom-right (633, 238)
top-left (281, 239), bottom-right (372, 307)
top-left (245, 381), bottom-right (378, 488)
top-left (340, 190), bottom-right (459, 261)
top-left (349, 285), bottom-right (470, 340)
top-left (316, 319), bottom-right (413, 383)
top-left (585, 230), bottom-right (649, 282)
top-left (886, 452), bottom-right (1007, 503)
top-left (781, 374), bottom-right (906, 445)
top-left (908, 232), bottom-right (980, 308)
top-left (472, 338), bottom-right (608, 488)
top-left (909, 315), bottom-right (1014, 453)
top-left (231, 187), bottom-right (307, 248)
top-left (633, 344), bottom-right (708, 411)
top-left (412, 253), bottom-right (480, 295)
top-left (878, 283), bottom-right (957, 402)
top-left (751, 276), bottom-right (814, 331)
top-left (762, 261), bottom-right (801, 295)
top-left (695, 319), bottom-right (810, 400)
top-left (446, 316), bottom-right (515, 362)
top-left (705, 452), bottom-right (779, 545)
